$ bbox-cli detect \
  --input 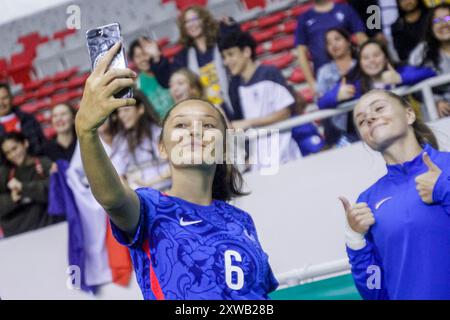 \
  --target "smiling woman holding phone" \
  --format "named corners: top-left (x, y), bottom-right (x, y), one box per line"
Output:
top-left (75, 42), bottom-right (278, 300)
top-left (339, 89), bottom-right (450, 300)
